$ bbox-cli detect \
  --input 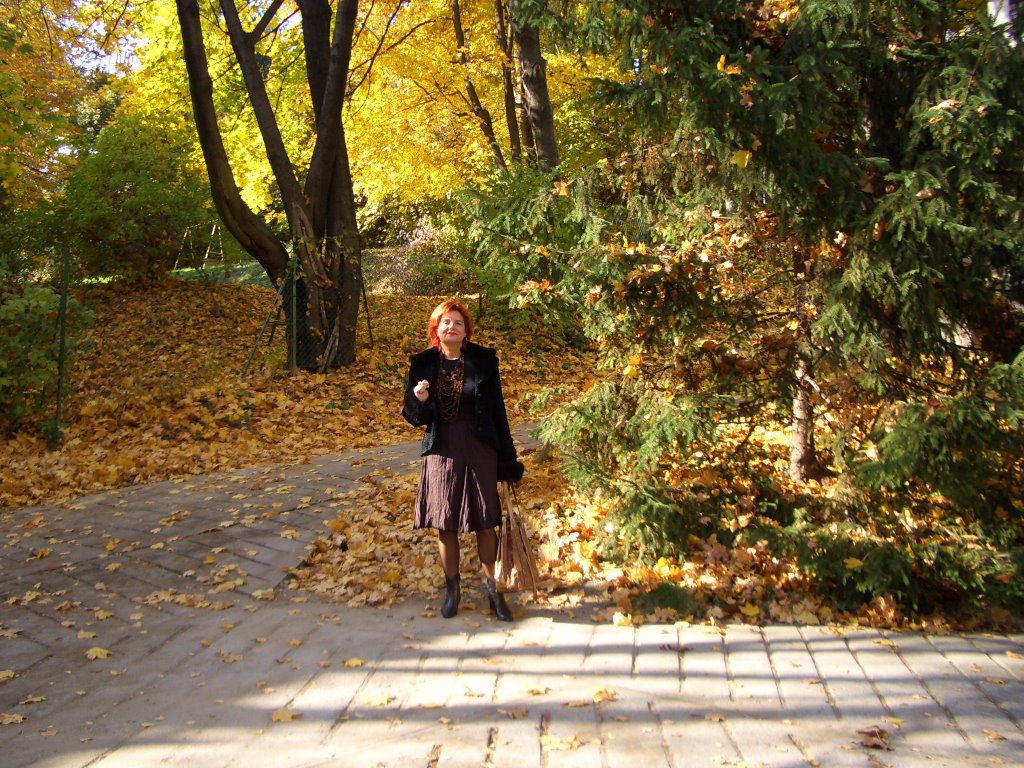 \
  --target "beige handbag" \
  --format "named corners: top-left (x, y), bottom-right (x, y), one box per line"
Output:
top-left (495, 482), bottom-right (539, 597)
